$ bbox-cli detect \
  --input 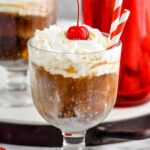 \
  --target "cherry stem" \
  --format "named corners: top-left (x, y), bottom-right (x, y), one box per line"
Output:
top-left (77, 0), bottom-right (80, 26)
